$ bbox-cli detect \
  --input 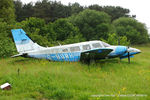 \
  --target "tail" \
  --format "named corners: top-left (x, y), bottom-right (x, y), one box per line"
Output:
top-left (11, 29), bottom-right (44, 54)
